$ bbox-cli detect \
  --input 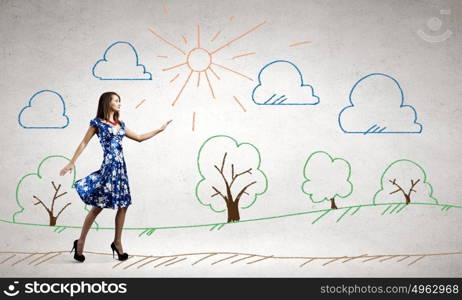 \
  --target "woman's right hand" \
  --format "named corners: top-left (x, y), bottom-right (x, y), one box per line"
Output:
top-left (59, 162), bottom-right (74, 176)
